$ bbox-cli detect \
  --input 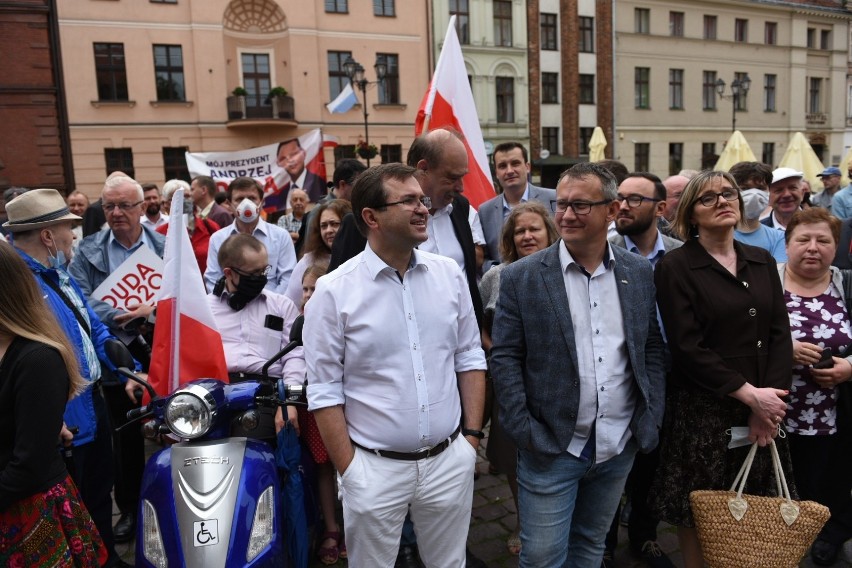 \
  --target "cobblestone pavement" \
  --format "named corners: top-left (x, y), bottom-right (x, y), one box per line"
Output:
top-left (116, 433), bottom-right (852, 567)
